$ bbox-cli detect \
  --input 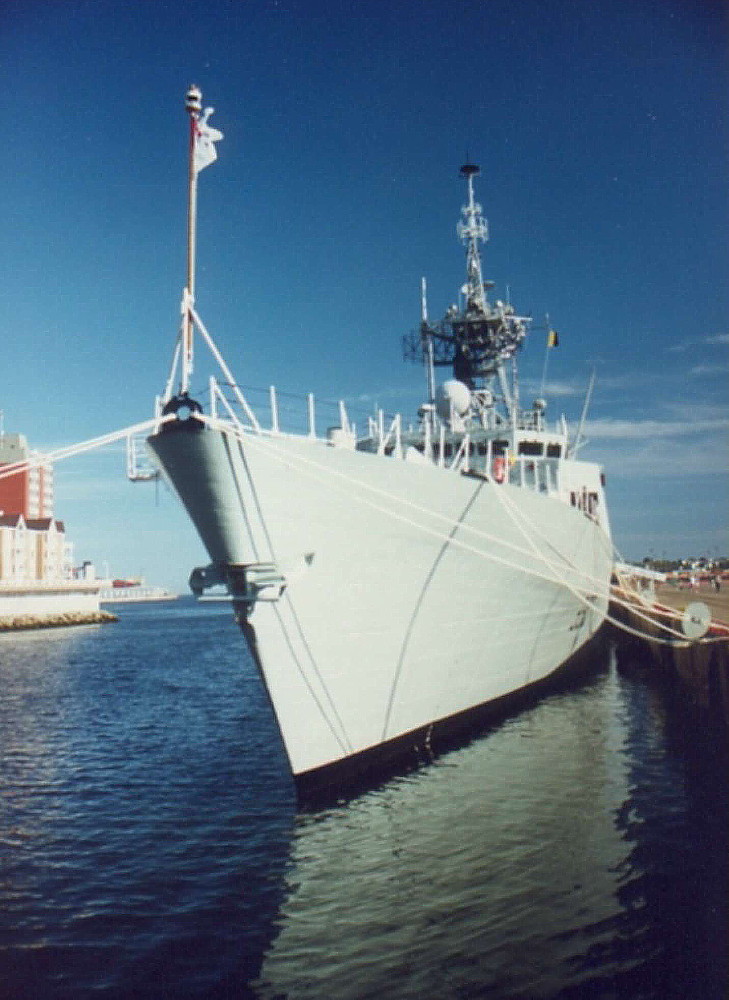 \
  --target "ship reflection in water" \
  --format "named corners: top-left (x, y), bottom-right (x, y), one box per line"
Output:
top-left (255, 647), bottom-right (726, 1000)
top-left (0, 606), bottom-right (725, 999)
